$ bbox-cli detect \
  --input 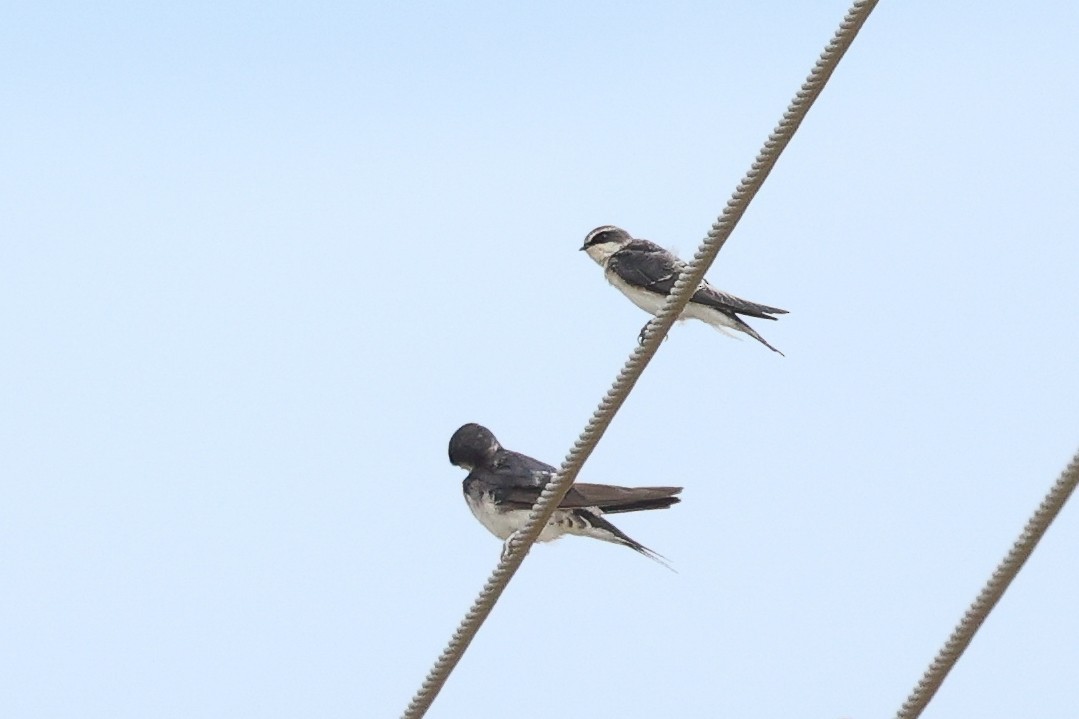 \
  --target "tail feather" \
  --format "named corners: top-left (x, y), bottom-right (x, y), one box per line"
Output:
top-left (733, 317), bottom-right (785, 356)
top-left (577, 510), bottom-right (676, 572)
top-left (694, 286), bottom-right (788, 320)
top-left (684, 302), bottom-right (785, 355)
top-left (622, 540), bottom-right (676, 572)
